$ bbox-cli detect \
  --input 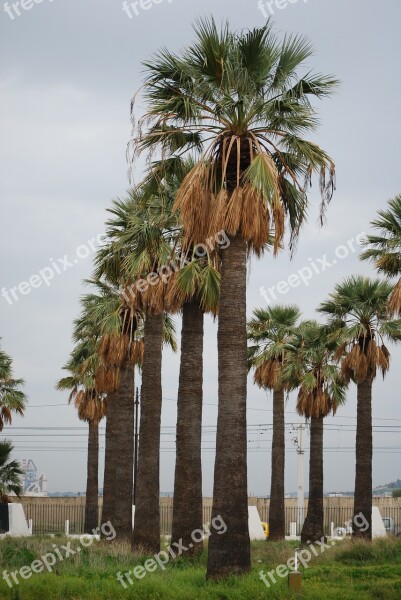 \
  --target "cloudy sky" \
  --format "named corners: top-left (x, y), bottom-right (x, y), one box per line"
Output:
top-left (1, 0), bottom-right (401, 497)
